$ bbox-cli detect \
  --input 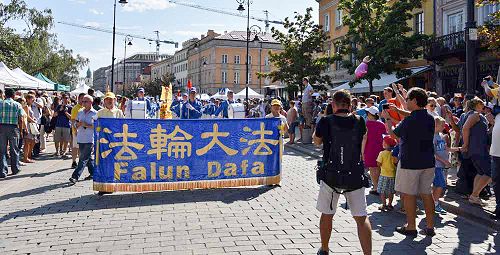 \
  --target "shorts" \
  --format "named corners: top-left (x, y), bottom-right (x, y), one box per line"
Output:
top-left (72, 134), bottom-right (78, 148)
top-left (433, 167), bottom-right (447, 189)
top-left (471, 155), bottom-right (492, 177)
top-left (377, 176), bottom-right (395, 196)
top-left (54, 127), bottom-right (71, 143)
top-left (288, 122), bottom-right (298, 134)
top-left (395, 163), bottom-right (434, 195)
top-left (316, 181), bottom-right (367, 216)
